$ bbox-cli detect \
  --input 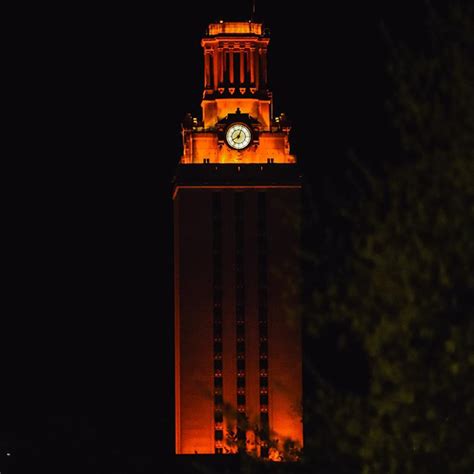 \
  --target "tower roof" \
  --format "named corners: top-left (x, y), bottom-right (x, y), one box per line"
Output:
top-left (207, 21), bottom-right (263, 37)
